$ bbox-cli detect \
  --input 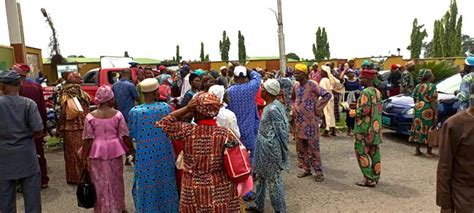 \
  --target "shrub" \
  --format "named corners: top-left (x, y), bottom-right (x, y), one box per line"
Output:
top-left (413, 61), bottom-right (458, 83)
